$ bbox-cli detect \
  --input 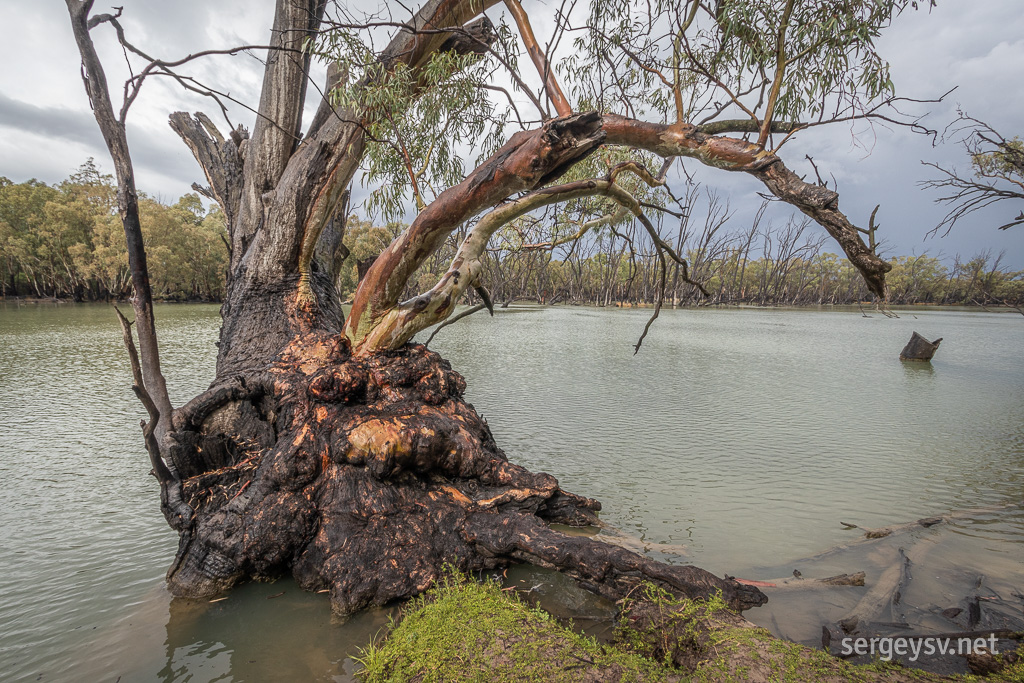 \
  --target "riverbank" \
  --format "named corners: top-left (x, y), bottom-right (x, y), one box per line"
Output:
top-left (357, 574), bottom-right (1024, 682)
